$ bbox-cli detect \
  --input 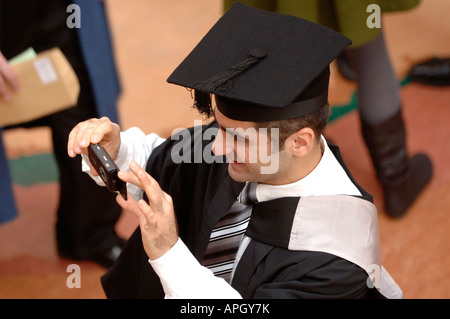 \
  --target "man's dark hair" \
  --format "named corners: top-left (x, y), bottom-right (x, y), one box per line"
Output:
top-left (254, 103), bottom-right (330, 148)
